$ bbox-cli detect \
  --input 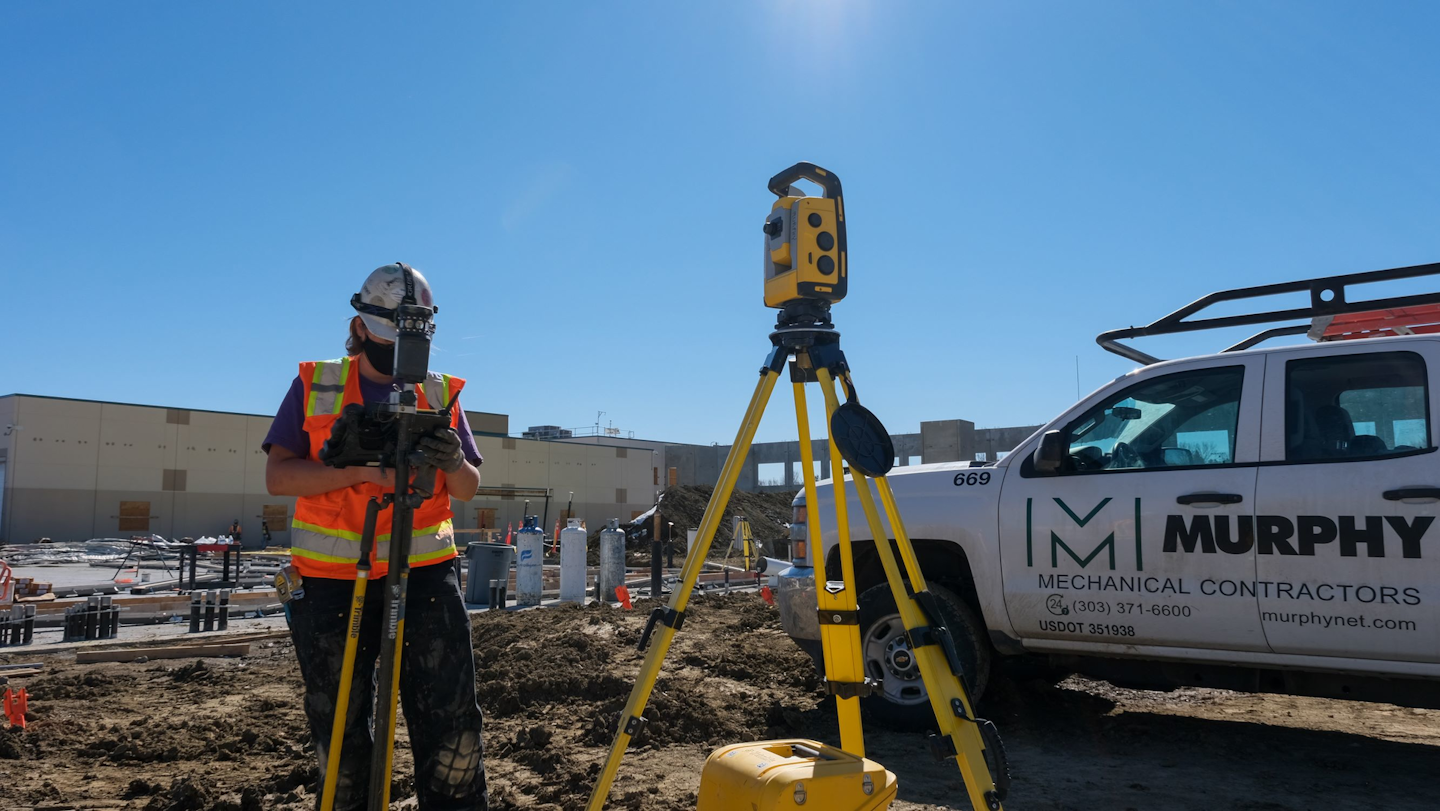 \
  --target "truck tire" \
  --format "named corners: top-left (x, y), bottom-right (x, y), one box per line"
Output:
top-left (856, 582), bottom-right (990, 731)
